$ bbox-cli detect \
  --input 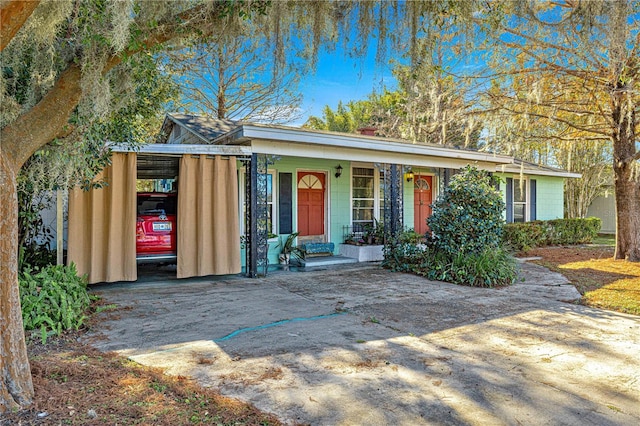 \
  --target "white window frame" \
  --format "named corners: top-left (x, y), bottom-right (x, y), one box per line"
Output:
top-left (350, 164), bottom-right (382, 231)
top-left (512, 177), bottom-right (529, 223)
top-left (238, 169), bottom-right (277, 238)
